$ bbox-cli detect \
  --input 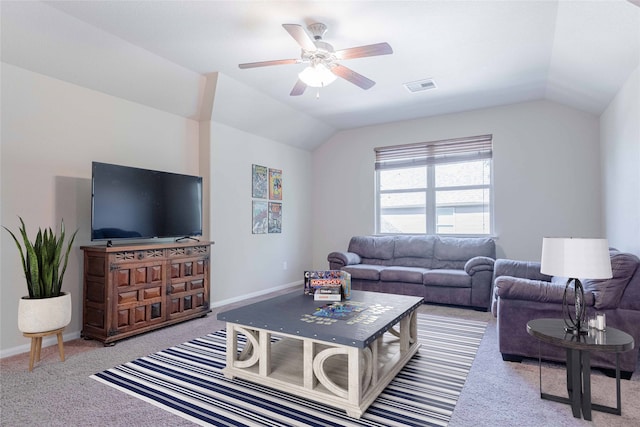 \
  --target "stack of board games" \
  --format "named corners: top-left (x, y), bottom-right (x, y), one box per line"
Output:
top-left (304, 270), bottom-right (351, 300)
